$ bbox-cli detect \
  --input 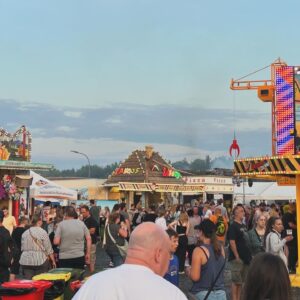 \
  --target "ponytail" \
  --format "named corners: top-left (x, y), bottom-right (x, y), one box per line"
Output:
top-left (211, 231), bottom-right (221, 257)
